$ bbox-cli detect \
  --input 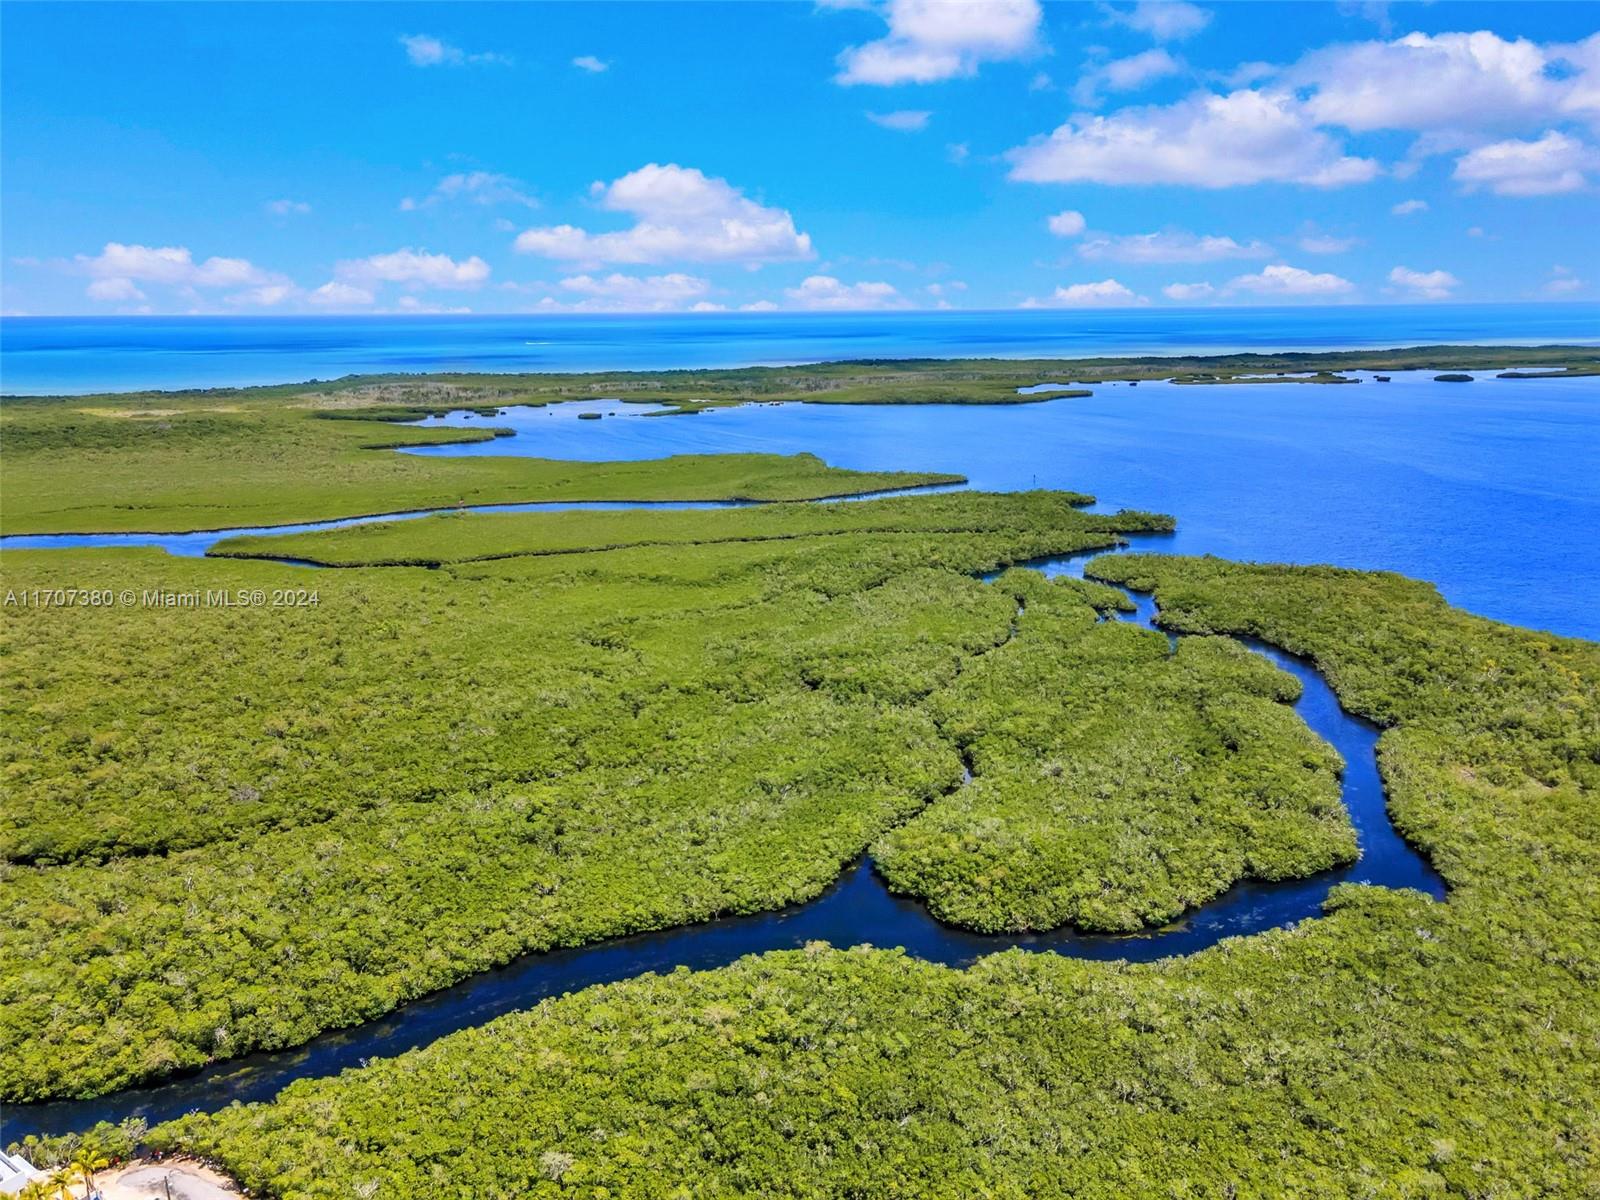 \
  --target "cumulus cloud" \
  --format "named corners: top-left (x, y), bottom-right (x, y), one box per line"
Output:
top-left (867, 109), bottom-right (933, 131)
top-left (1008, 89), bottom-right (1378, 188)
top-left (1020, 278), bottom-right (1145, 307)
top-left (401, 171), bottom-right (538, 211)
top-left (336, 248), bottom-right (491, 290)
top-left (551, 272), bottom-right (713, 311)
top-left (393, 296), bottom-right (472, 314)
top-left (1543, 266), bottom-right (1584, 296)
top-left (1452, 131), bottom-right (1596, 196)
top-left (1391, 198), bottom-right (1428, 215)
top-left (1078, 229), bottom-right (1271, 263)
top-left (75, 242), bottom-right (286, 303)
top-left (514, 163), bottom-right (814, 266)
top-left (1294, 31), bottom-right (1599, 135)
top-left (399, 34), bottom-right (508, 67)
top-left (835, 0), bottom-right (1042, 86)
top-left (1299, 233), bottom-right (1359, 254)
top-left (265, 199), bottom-right (311, 217)
top-left (1047, 210), bottom-right (1087, 237)
top-left (783, 275), bottom-right (910, 310)
top-left (86, 277), bottom-right (145, 302)
top-left (1387, 266), bottom-right (1460, 300)
top-left (1005, 29), bottom-right (1600, 197)
top-left (1074, 48), bottom-right (1183, 106)
top-left (309, 281), bottom-right (376, 308)
top-left (1162, 281), bottom-right (1215, 301)
top-left (227, 283), bottom-right (297, 307)
top-left (1225, 263), bottom-right (1354, 297)
top-left (1104, 1), bottom-right (1212, 42)
top-left (572, 55), bottom-right (609, 73)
